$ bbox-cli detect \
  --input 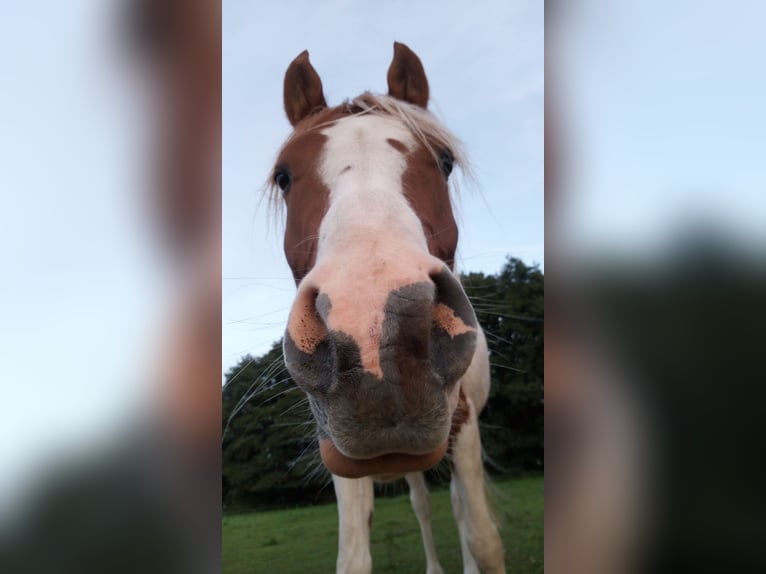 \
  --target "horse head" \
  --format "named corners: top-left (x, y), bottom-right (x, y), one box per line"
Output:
top-left (274, 42), bottom-right (480, 478)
